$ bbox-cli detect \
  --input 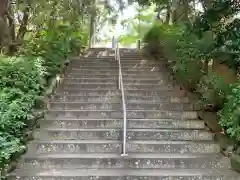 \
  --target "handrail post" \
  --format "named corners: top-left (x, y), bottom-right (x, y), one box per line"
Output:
top-left (114, 41), bottom-right (128, 157)
top-left (137, 39), bottom-right (141, 50)
top-left (112, 36), bottom-right (115, 49)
